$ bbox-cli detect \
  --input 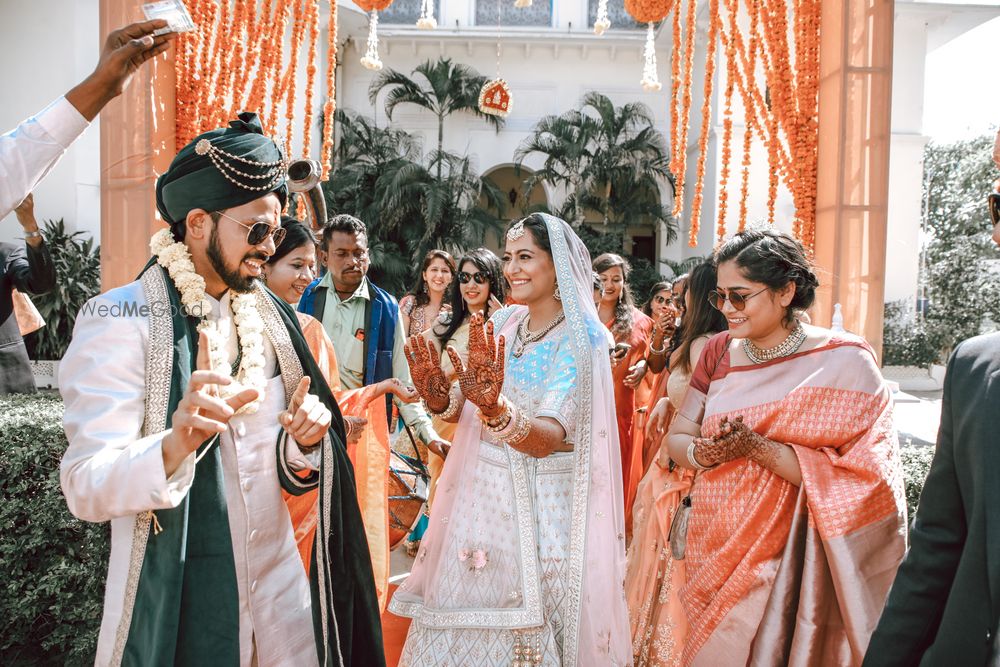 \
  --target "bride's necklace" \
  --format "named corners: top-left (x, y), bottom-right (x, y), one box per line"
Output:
top-left (512, 312), bottom-right (566, 358)
top-left (743, 321), bottom-right (807, 364)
